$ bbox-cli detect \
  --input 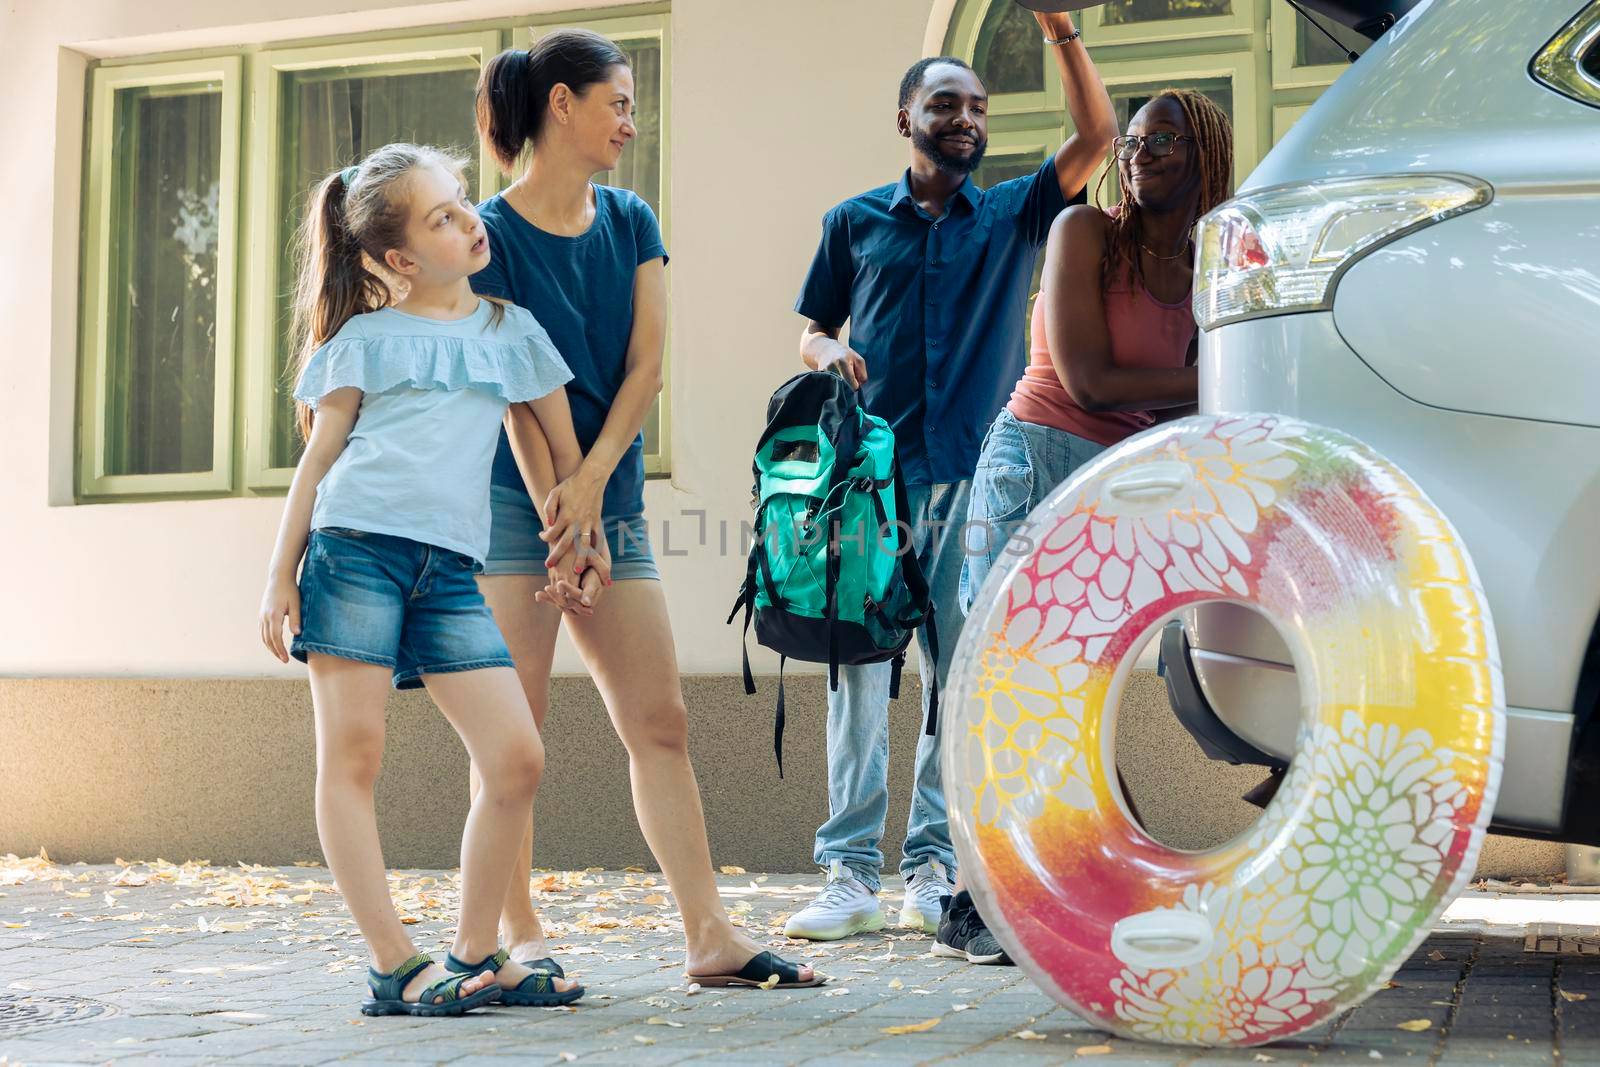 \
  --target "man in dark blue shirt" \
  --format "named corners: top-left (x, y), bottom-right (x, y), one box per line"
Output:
top-left (786, 6), bottom-right (1115, 959)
